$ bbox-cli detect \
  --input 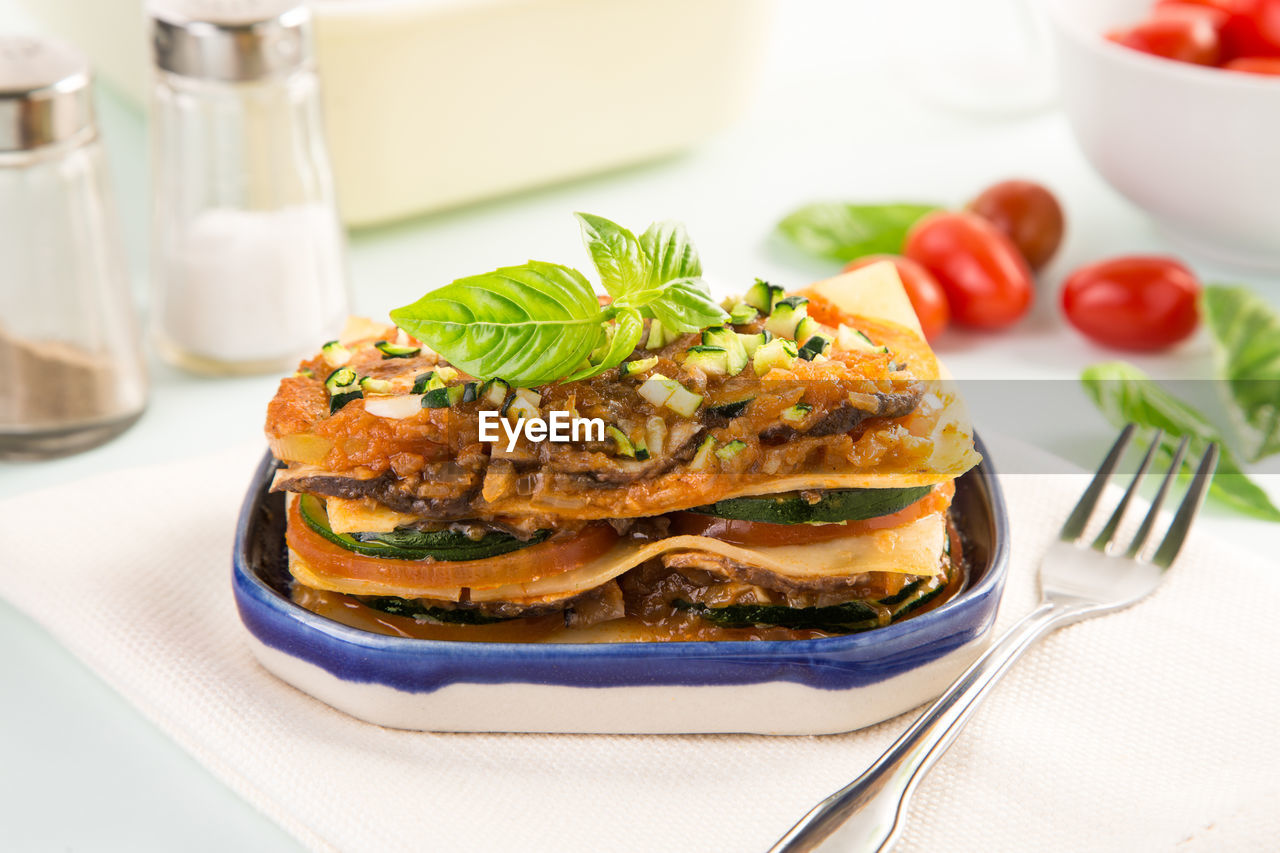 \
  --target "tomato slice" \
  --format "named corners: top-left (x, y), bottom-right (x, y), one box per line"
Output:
top-left (286, 497), bottom-right (619, 589)
top-left (670, 484), bottom-right (952, 547)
